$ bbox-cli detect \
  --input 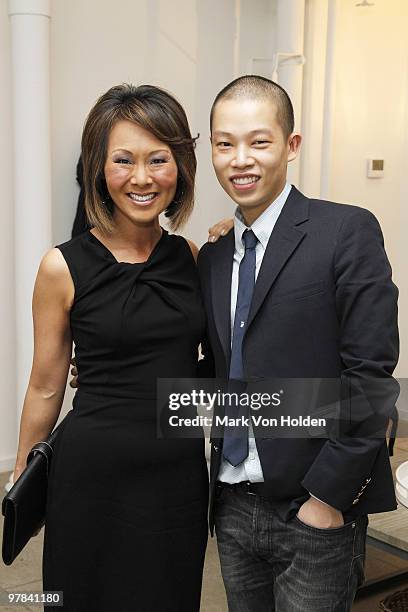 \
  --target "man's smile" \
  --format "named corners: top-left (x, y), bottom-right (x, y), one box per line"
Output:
top-left (230, 174), bottom-right (260, 191)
